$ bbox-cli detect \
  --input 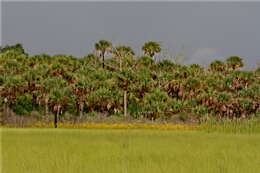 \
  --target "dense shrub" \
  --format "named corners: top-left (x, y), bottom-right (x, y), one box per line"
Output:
top-left (11, 94), bottom-right (33, 115)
